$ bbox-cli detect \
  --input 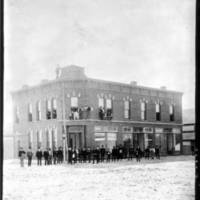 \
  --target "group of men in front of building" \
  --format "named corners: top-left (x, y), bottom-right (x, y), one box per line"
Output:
top-left (18, 144), bottom-right (161, 167)
top-left (18, 146), bottom-right (64, 167)
top-left (67, 145), bottom-right (161, 164)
